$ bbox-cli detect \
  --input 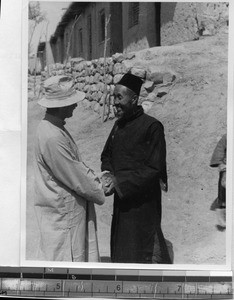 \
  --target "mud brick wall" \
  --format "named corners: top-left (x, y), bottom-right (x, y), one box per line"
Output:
top-left (161, 2), bottom-right (229, 46)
